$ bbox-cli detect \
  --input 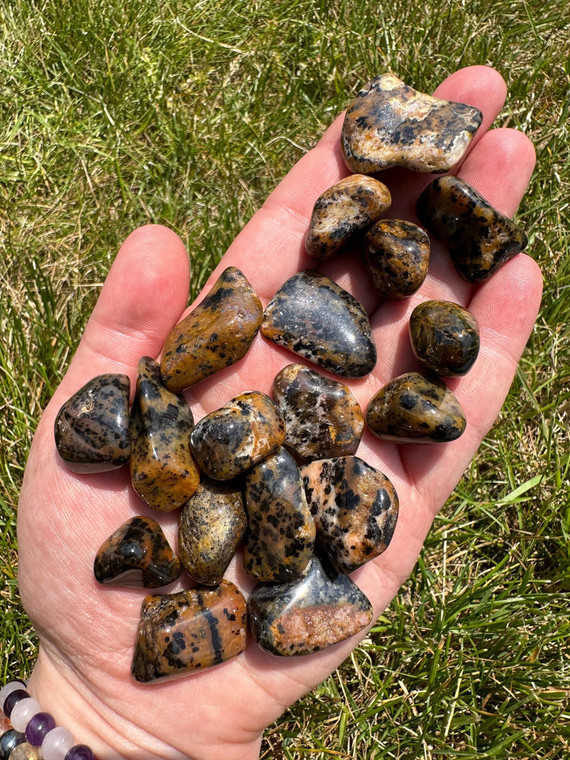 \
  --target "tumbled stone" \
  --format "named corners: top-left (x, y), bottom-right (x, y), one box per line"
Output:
top-left (178, 477), bottom-right (247, 586)
top-left (244, 447), bottom-right (315, 582)
top-left (365, 219), bottom-right (430, 299)
top-left (305, 175), bottom-right (391, 259)
top-left (132, 580), bottom-right (248, 682)
top-left (416, 176), bottom-right (528, 283)
top-left (262, 271), bottom-right (376, 378)
top-left (8, 742), bottom-right (41, 760)
top-left (160, 267), bottom-right (263, 392)
top-left (94, 516), bottom-right (181, 588)
top-left (273, 364), bottom-right (364, 460)
top-left (248, 555), bottom-right (373, 656)
top-left (190, 391), bottom-right (286, 480)
top-left (54, 374), bottom-right (131, 473)
top-left (366, 372), bottom-right (466, 443)
top-left (130, 356), bottom-right (199, 511)
top-left (301, 456), bottom-right (398, 574)
top-left (410, 300), bottom-right (480, 376)
top-left (341, 73), bottom-right (482, 174)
